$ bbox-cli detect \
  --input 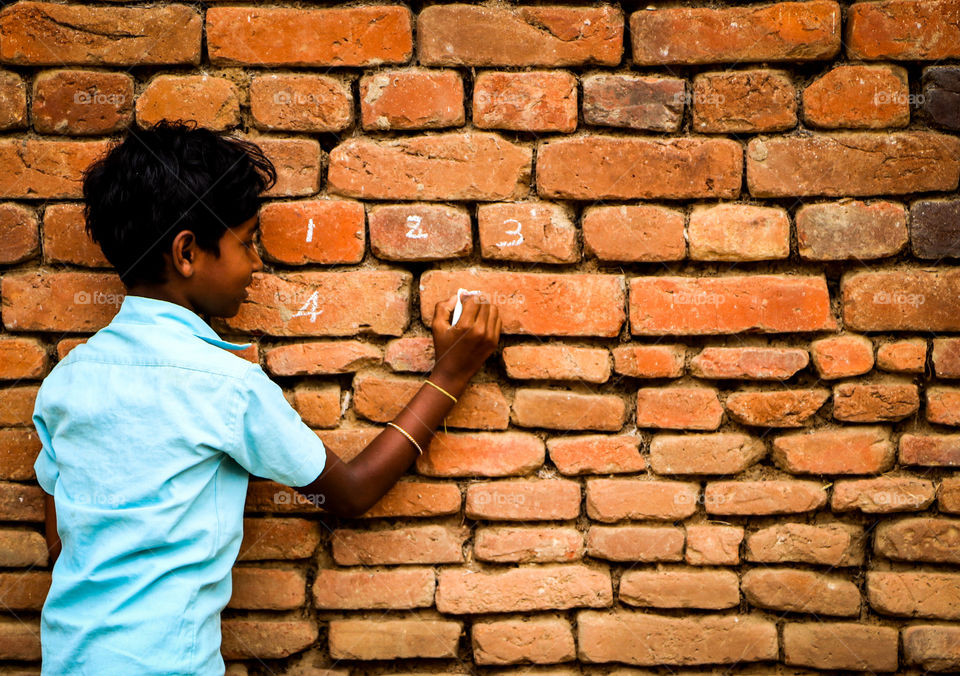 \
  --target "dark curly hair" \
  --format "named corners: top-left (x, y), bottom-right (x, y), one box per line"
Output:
top-left (82, 119), bottom-right (277, 287)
